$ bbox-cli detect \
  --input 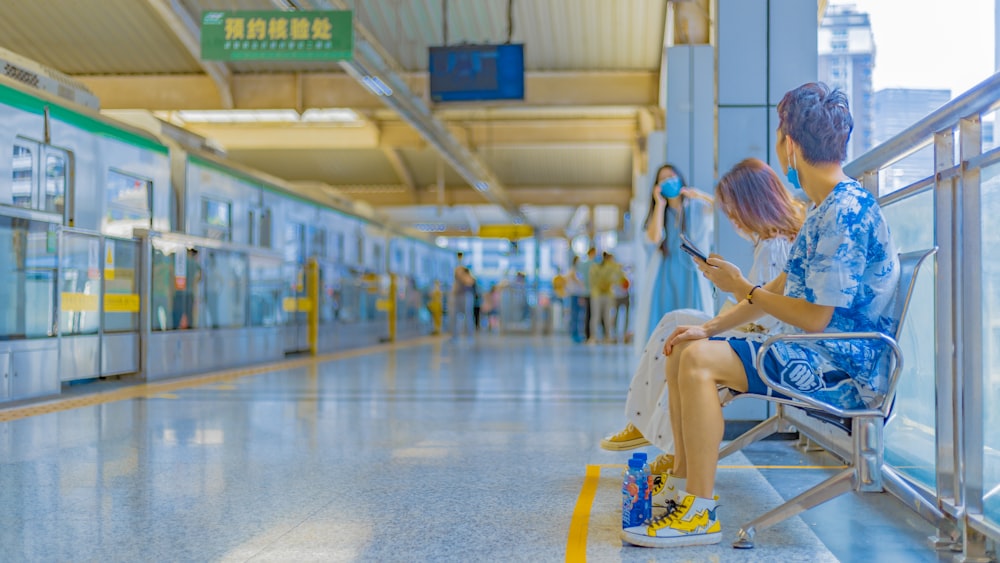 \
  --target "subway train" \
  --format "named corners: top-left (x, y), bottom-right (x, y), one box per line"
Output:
top-left (0, 53), bottom-right (454, 403)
